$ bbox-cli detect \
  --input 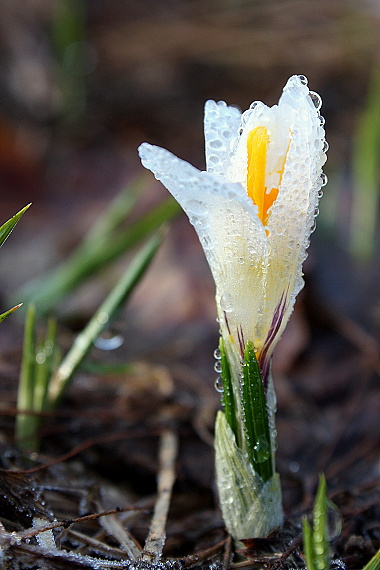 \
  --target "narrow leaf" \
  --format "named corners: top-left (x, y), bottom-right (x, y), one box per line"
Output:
top-left (16, 304), bottom-right (37, 448)
top-left (34, 318), bottom-right (57, 413)
top-left (362, 549), bottom-right (380, 570)
top-left (0, 303), bottom-right (23, 323)
top-left (47, 231), bottom-right (163, 406)
top-left (242, 341), bottom-right (272, 482)
top-left (302, 517), bottom-right (317, 570)
top-left (0, 204), bottom-right (30, 248)
top-left (219, 337), bottom-right (238, 444)
top-left (19, 196), bottom-right (179, 315)
top-left (313, 474), bottom-right (330, 570)
top-left (351, 66), bottom-right (380, 261)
